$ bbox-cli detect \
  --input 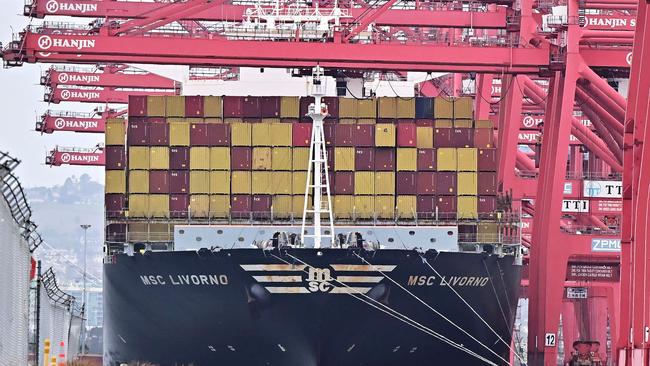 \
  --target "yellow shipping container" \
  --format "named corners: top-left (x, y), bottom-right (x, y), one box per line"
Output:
top-left (478, 223), bottom-right (499, 243)
top-left (435, 119), bottom-right (454, 128)
top-left (147, 96), bottom-right (166, 117)
top-left (416, 126), bottom-right (434, 148)
top-left (354, 172), bottom-right (375, 195)
top-left (252, 123), bottom-right (272, 146)
top-left (397, 148), bottom-right (417, 171)
top-left (357, 119), bottom-right (376, 124)
top-left (204, 118), bottom-right (222, 123)
top-left (165, 96), bottom-right (185, 117)
top-left (378, 97), bottom-right (397, 118)
top-left (190, 147), bottom-right (211, 170)
top-left (189, 195), bottom-right (210, 218)
top-left (475, 120), bottom-right (494, 129)
top-left (358, 99), bottom-right (377, 118)
top-left (396, 98), bottom-right (415, 119)
top-left (280, 96), bottom-right (300, 118)
top-left (252, 171), bottom-right (272, 194)
top-left (128, 146), bottom-right (149, 170)
top-left (169, 121), bottom-right (190, 146)
top-left (375, 172), bottom-right (395, 195)
top-left (334, 195), bottom-right (354, 219)
top-left (458, 196), bottom-right (478, 219)
top-left (262, 118), bottom-right (281, 124)
top-left (457, 148), bottom-right (478, 172)
top-left (292, 148), bottom-right (309, 171)
top-left (190, 171), bottom-right (210, 194)
top-left (437, 148), bottom-right (457, 171)
top-left (209, 147), bottom-right (231, 170)
top-left (354, 196), bottom-right (375, 219)
top-left (375, 123), bottom-right (396, 147)
top-left (272, 195), bottom-right (293, 218)
top-left (434, 97), bottom-right (454, 119)
top-left (339, 118), bottom-right (356, 124)
top-left (209, 171), bottom-right (230, 194)
top-left (292, 172), bottom-right (308, 194)
top-left (252, 147), bottom-right (272, 170)
top-left (375, 196), bottom-right (395, 219)
top-left (149, 223), bottom-right (173, 242)
top-left (127, 223), bottom-right (148, 242)
top-left (272, 147), bottom-right (292, 170)
top-left (271, 123), bottom-right (292, 146)
top-left (335, 147), bottom-right (355, 171)
top-left (209, 195), bottom-right (230, 218)
top-left (272, 171), bottom-right (292, 195)
top-left (231, 122), bottom-right (252, 146)
top-left (128, 171), bottom-right (149, 194)
top-left (338, 98), bottom-right (357, 118)
top-left (454, 119), bottom-right (473, 128)
top-left (454, 97), bottom-right (473, 119)
top-left (204, 96), bottom-right (223, 118)
top-left (231, 171), bottom-right (252, 194)
top-left (457, 172), bottom-right (478, 196)
top-left (292, 195), bottom-right (311, 217)
top-left (224, 118), bottom-right (244, 124)
top-left (105, 119), bottom-right (125, 145)
top-left (149, 146), bottom-right (169, 170)
top-left (396, 196), bottom-right (417, 219)
top-left (105, 170), bottom-right (126, 194)
top-left (128, 194), bottom-right (148, 217)
top-left (148, 194), bottom-right (169, 218)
